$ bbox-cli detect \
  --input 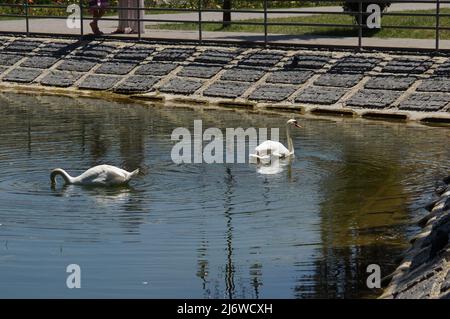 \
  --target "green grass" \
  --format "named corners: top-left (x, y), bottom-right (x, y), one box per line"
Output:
top-left (147, 8), bottom-right (450, 40)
